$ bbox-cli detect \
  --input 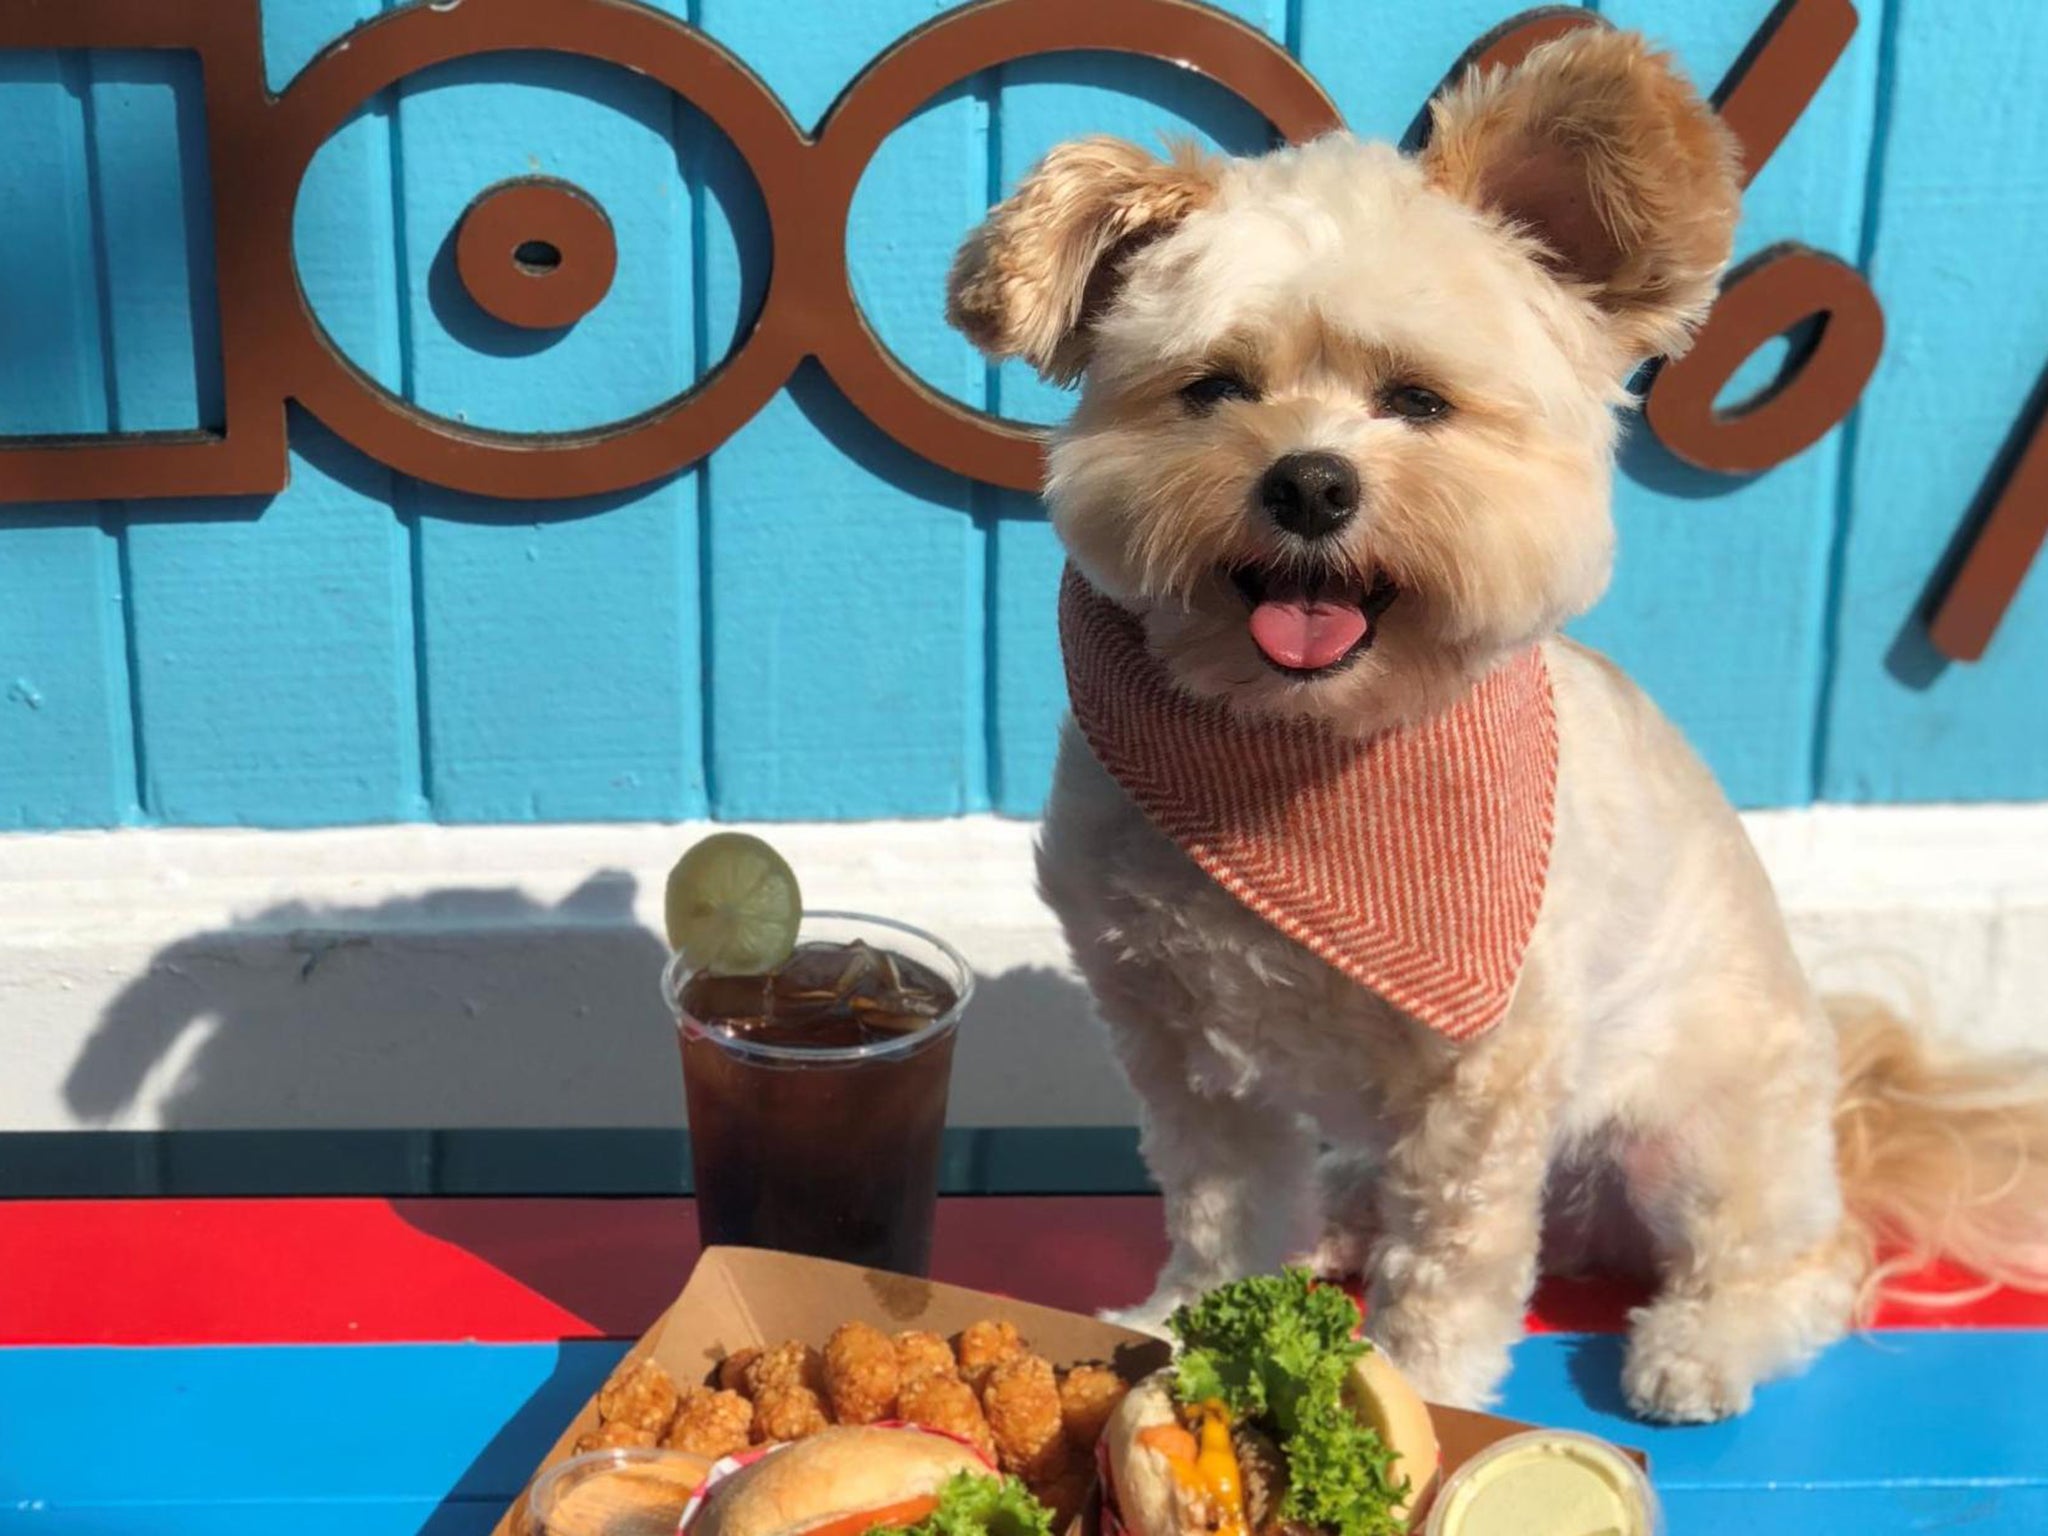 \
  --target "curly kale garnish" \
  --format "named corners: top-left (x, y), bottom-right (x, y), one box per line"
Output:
top-left (1168, 1271), bottom-right (1408, 1536)
top-left (882, 1471), bottom-right (1056, 1536)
